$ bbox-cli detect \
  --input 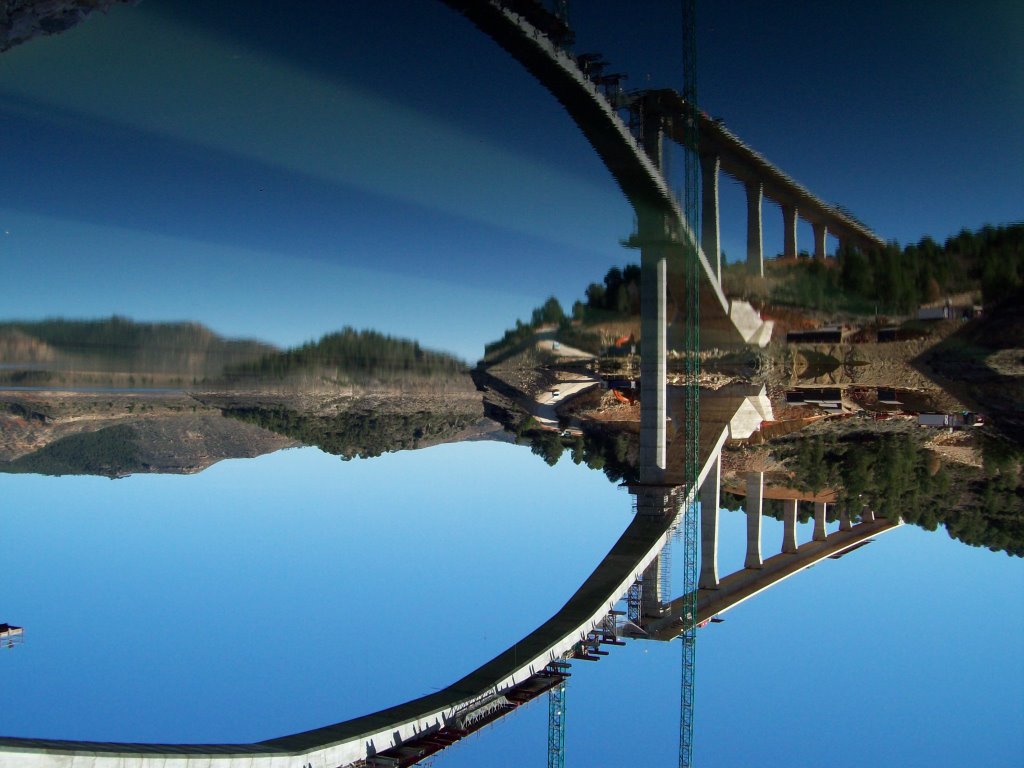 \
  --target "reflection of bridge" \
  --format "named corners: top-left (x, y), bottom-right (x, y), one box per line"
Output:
top-left (0, 387), bottom-right (899, 768)
top-left (0, 399), bottom-right (749, 768)
top-left (639, 468), bottom-right (901, 642)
